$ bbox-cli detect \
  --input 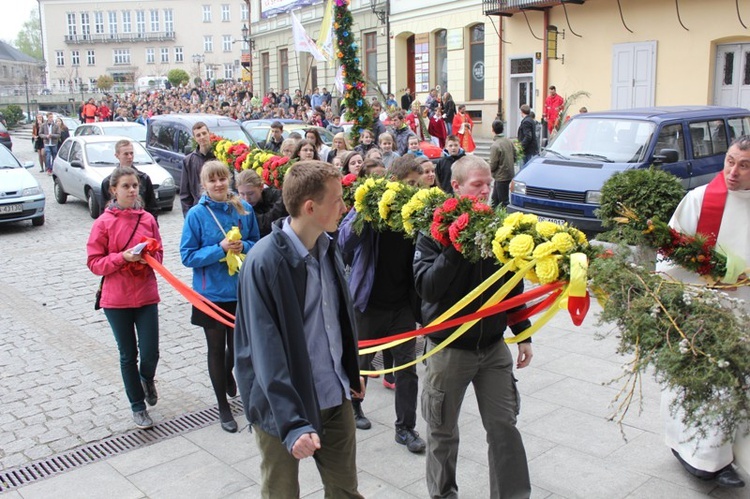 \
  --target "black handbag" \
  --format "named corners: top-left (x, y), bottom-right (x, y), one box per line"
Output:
top-left (95, 215), bottom-right (142, 310)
